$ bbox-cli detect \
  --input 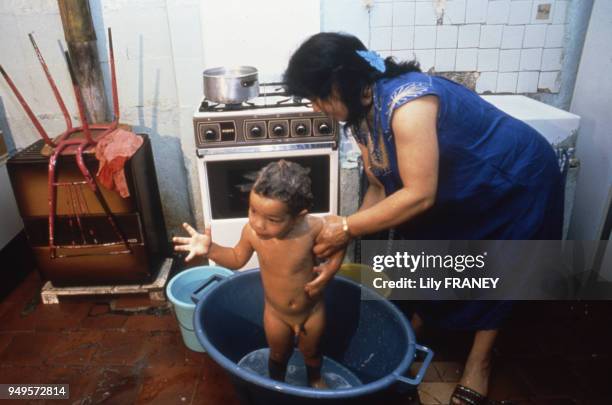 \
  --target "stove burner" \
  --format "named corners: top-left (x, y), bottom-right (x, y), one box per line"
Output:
top-left (199, 82), bottom-right (310, 112)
